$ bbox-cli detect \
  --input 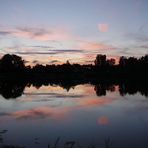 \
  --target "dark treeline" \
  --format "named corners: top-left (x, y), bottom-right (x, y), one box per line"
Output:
top-left (0, 54), bottom-right (148, 80)
top-left (0, 54), bottom-right (148, 98)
